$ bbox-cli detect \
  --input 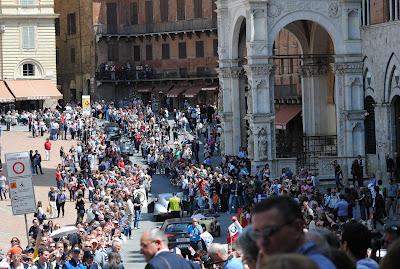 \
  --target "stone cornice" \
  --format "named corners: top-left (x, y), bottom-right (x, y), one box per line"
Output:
top-left (243, 64), bottom-right (275, 76)
top-left (0, 14), bottom-right (58, 19)
top-left (331, 62), bottom-right (363, 74)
